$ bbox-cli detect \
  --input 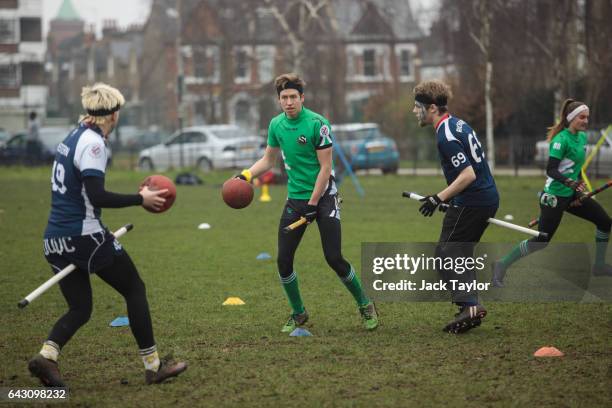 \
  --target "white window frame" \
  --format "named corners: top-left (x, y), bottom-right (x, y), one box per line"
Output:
top-left (395, 43), bottom-right (417, 82)
top-left (229, 92), bottom-right (257, 132)
top-left (233, 46), bottom-right (252, 84)
top-left (0, 18), bottom-right (18, 44)
top-left (255, 45), bottom-right (275, 84)
top-left (0, 63), bottom-right (20, 88)
top-left (345, 44), bottom-right (390, 83)
top-left (186, 45), bottom-right (220, 84)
